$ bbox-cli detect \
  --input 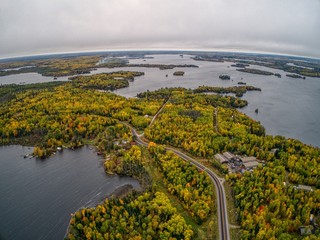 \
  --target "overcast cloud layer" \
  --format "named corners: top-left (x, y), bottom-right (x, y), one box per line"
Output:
top-left (0, 0), bottom-right (319, 59)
